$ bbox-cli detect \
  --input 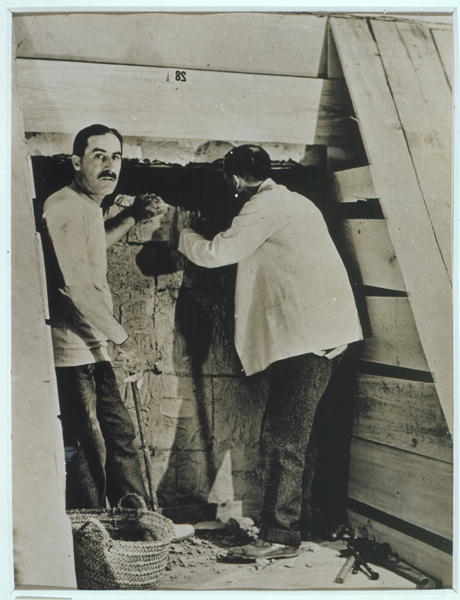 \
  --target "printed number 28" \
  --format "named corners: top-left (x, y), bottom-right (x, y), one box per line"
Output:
top-left (175, 70), bottom-right (187, 82)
